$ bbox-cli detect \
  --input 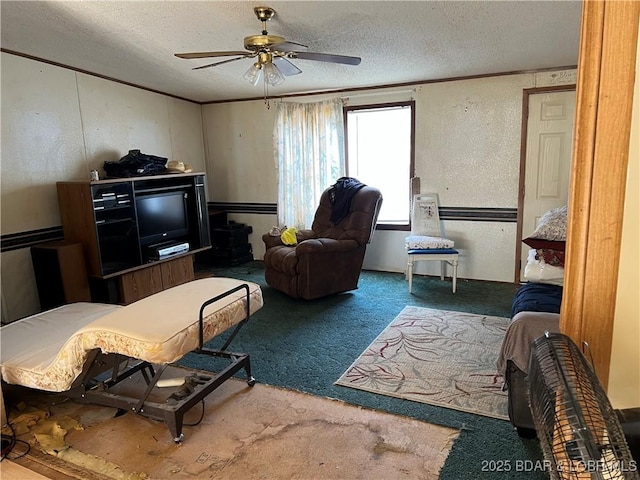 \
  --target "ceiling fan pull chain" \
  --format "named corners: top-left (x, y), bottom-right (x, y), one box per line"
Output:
top-left (264, 81), bottom-right (271, 109)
